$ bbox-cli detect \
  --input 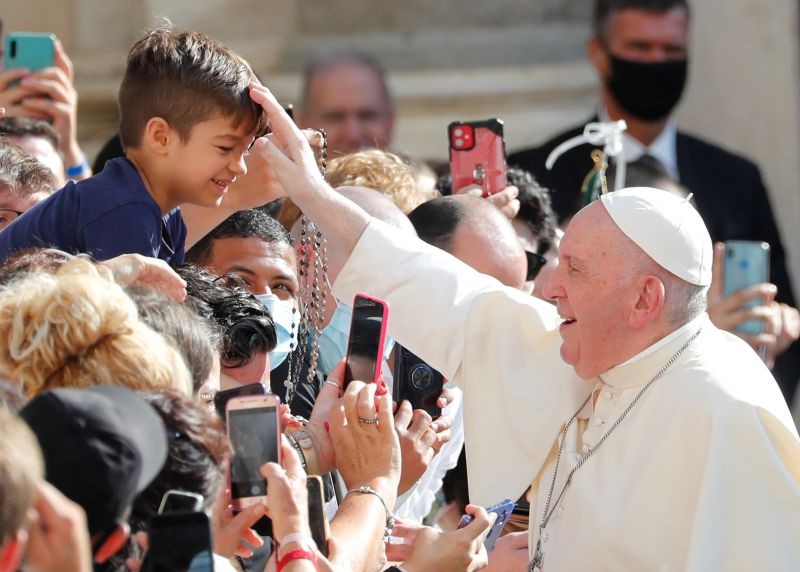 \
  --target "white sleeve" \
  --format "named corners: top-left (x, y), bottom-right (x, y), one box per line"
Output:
top-left (333, 220), bottom-right (588, 506)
